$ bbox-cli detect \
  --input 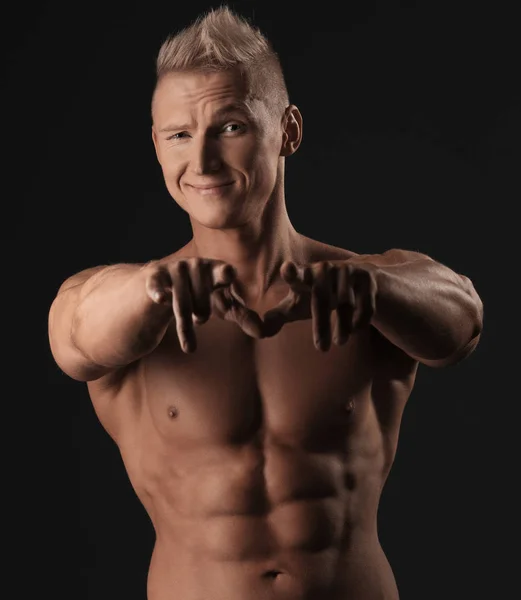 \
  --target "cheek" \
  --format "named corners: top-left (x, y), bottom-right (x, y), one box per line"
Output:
top-left (160, 153), bottom-right (184, 186)
top-left (233, 135), bottom-right (277, 171)
top-left (157, 153), bottom-right (187, 203)
top-left (223, 137), bottom-right (257, 170)
top-left (160, 151), bottom-right (181, 175)
top-left (250, 140), bottom-right (280, 186)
